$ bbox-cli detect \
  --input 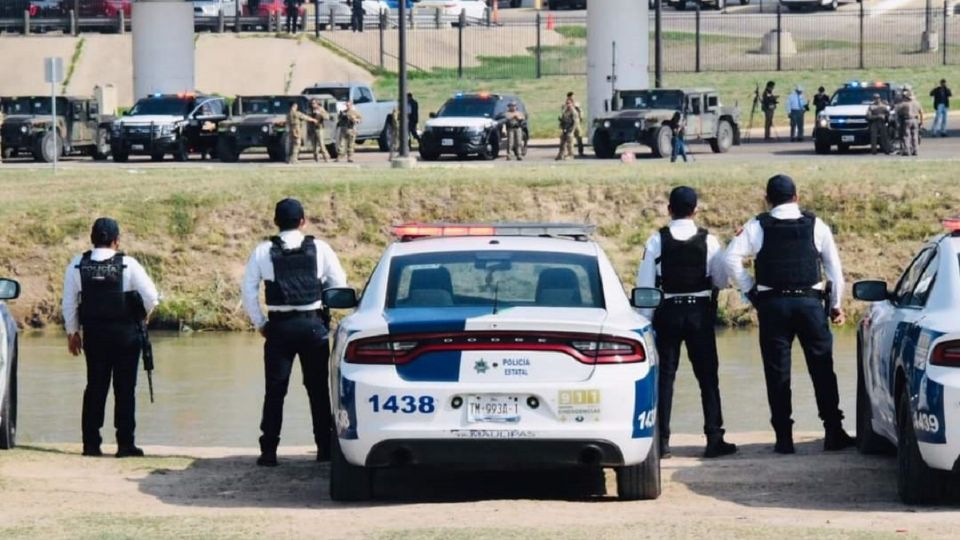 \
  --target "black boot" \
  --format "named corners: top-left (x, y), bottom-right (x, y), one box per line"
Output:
top-left (115, 445), bottom-right (144, 458)
top-left (774, 428), bottom-right (795, 454)
top-left (704, 435), bottom-right (737, 458)
top-left (824, 426), bottom-right (856, 451)
top-left (82, 445), bottom-right (102, 457)
top-left (257, 437), bottom-right (279, 467)
top-left (659, 437), bottom-right (672, 459)
top-left (316, 438), bottom-right (331, 463)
